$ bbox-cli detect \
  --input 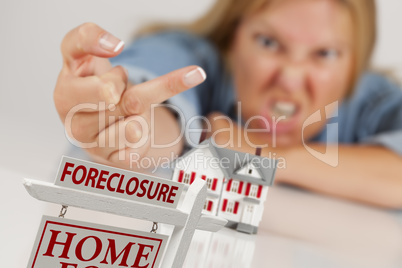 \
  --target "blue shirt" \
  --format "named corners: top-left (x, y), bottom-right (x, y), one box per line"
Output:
top-left (111, 31), bottom-right (402, 155)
